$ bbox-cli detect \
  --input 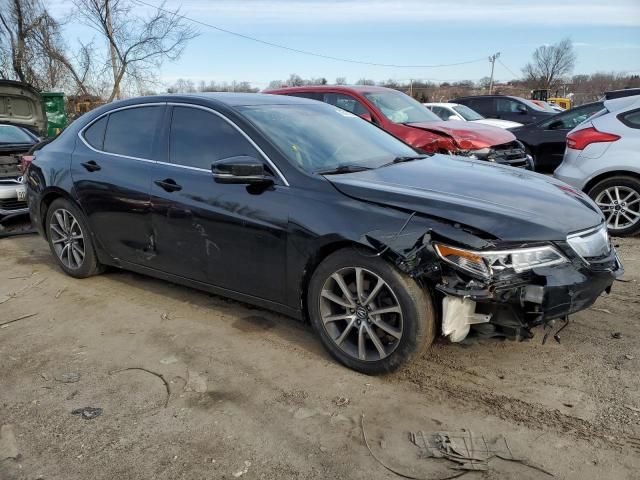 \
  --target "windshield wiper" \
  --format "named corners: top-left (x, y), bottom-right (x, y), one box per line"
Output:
top-left (315, 165), bottom-right (373, 175)
top-left (378, 155), bottom-right (429, 169)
